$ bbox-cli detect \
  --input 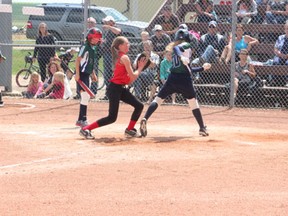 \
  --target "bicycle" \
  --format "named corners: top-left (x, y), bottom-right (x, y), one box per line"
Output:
top-left (15, 52), bottom-right (40, 87)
